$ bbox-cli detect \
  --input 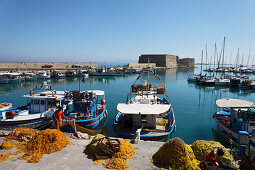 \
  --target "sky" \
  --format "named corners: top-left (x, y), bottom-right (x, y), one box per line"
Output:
top-left (0, 0), bottom-right (255, 64)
